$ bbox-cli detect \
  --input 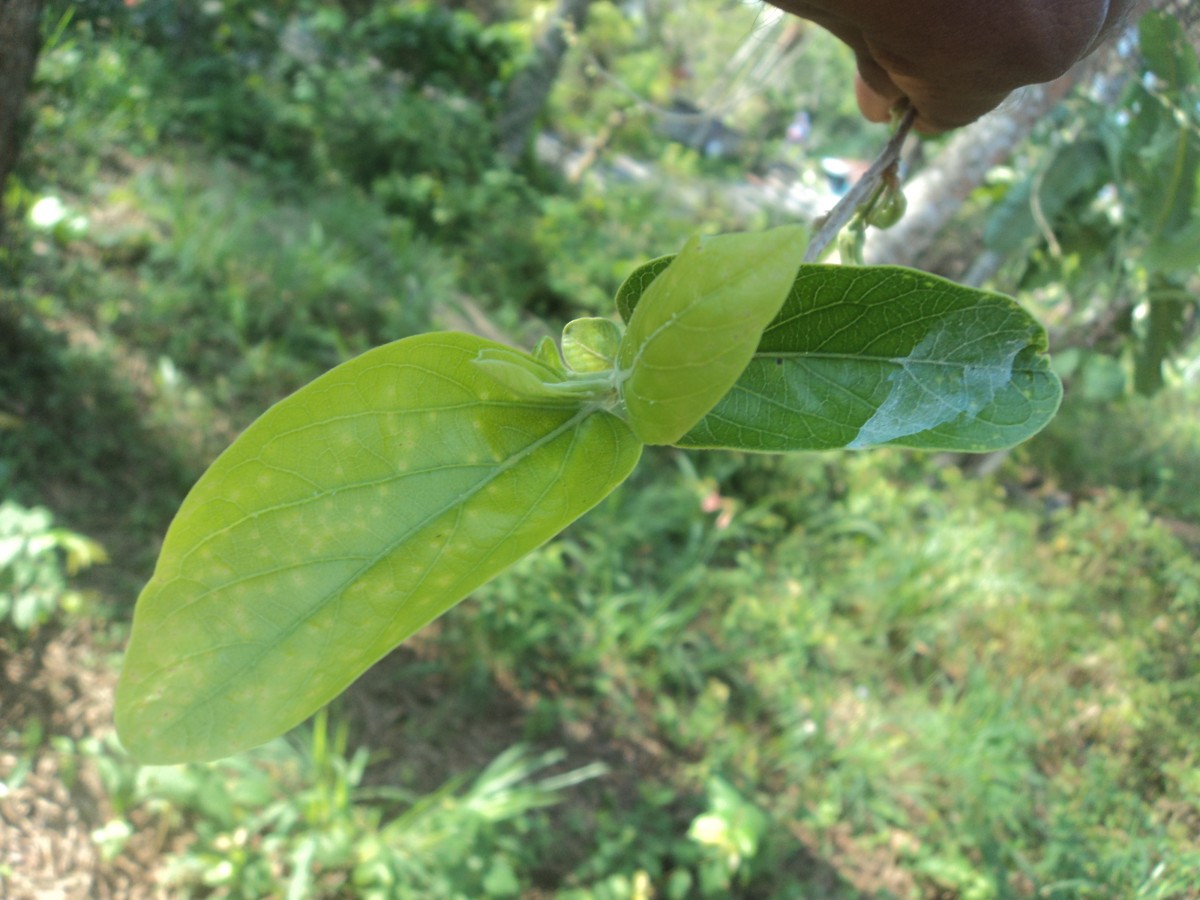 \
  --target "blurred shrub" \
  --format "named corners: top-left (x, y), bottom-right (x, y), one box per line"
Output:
top-left (47, 1), bottom-right (521, 184)
top-left (123, 162), bottom-right (456, 400)
top-left (429, 444), bottom-right (1200, 894)
top-left (357, 2), bottom-right (520, 101)
top-left (981, 11), bottom-right (1200, 397)
top-left (95, 709), bottom-right (602, 898)
top-left (31, 18), bottom-right (163, 178)
top-left (536, 184), bottom-right (696, 314)
top-left (1028, 382), bottom-right (1200, 523)
top-left (19, 6), bottom-right (1200, 894)
top-left (29, 0), bottom-right (789, 327)
top-left (0, 307), bottom-right (193, 522)
top-left (0, 501), bottom-right (105, 637)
